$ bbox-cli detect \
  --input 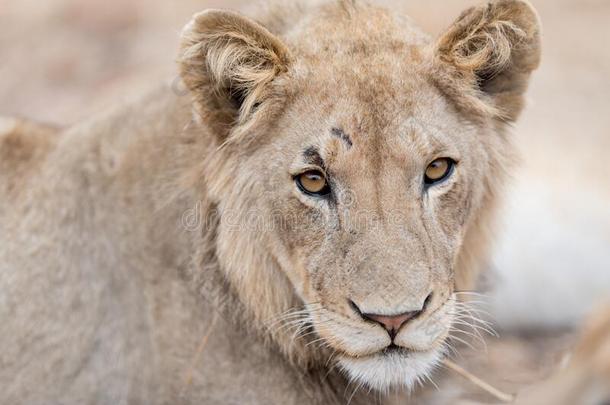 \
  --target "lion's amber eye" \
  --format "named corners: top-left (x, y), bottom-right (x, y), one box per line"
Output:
top-left (424, 158), bottom-right (455, 185)
top-left (296, 170), bottom-right (330, 196)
